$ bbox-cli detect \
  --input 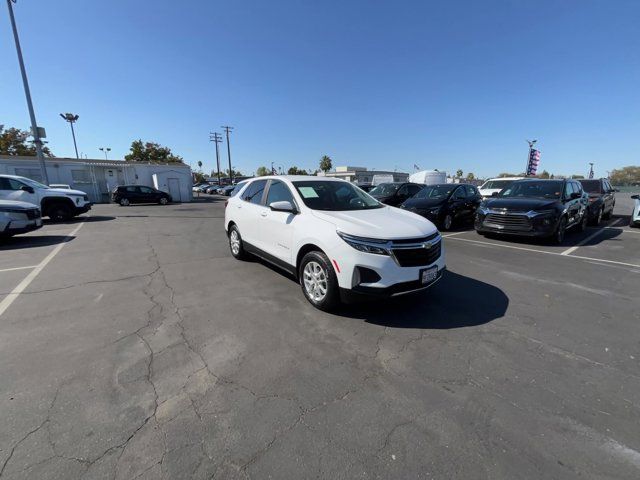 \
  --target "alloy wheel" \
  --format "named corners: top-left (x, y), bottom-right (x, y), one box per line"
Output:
top-left (443, 214), bottom-right (453, 230)
top-left (303, 261), bottom-right (328, 302)
top-left (229, 230), bottom-right (241, 255)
